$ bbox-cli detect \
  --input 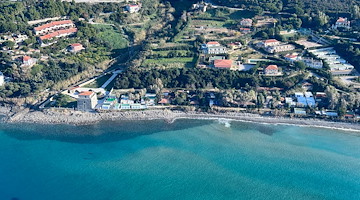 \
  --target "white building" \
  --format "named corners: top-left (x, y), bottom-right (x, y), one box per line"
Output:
top-left (332, 17), bottom-right (351, 29)
top-left (0, 72), bottom-right (4, 86)
top-left (202, 41), bottom-right (227, 54)
top-left (266, 44), bottom-right (295, 53)
top-left (126, 4), bottom-right (141, 13)
top-left (302, 57), bottom-right (323, 69)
